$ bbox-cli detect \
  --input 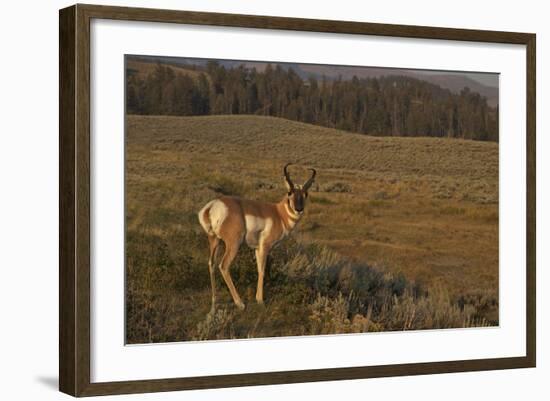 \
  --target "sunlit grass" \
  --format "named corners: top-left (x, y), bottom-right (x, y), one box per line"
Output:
top-left (125, 114), bottom-right (499, 343)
